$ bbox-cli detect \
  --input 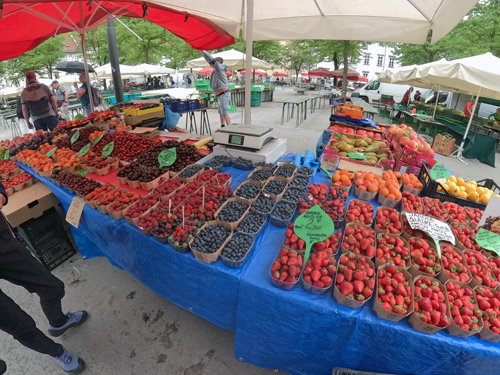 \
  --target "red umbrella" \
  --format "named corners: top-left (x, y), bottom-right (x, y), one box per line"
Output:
top-left (272, 73), bottom-right (288, 77)
top-left (0, 1), bottom-right (234, 61)
top-left (356, 76), bottom-right (369, 82)
top-left (331, 68), bottom-right (361, 81)
top-left (308, 68), bottom-right (334, 78)
top-left (240, 69), bottom-right (265, 75)
top-left (199, 67), bottom-right (231, 75)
